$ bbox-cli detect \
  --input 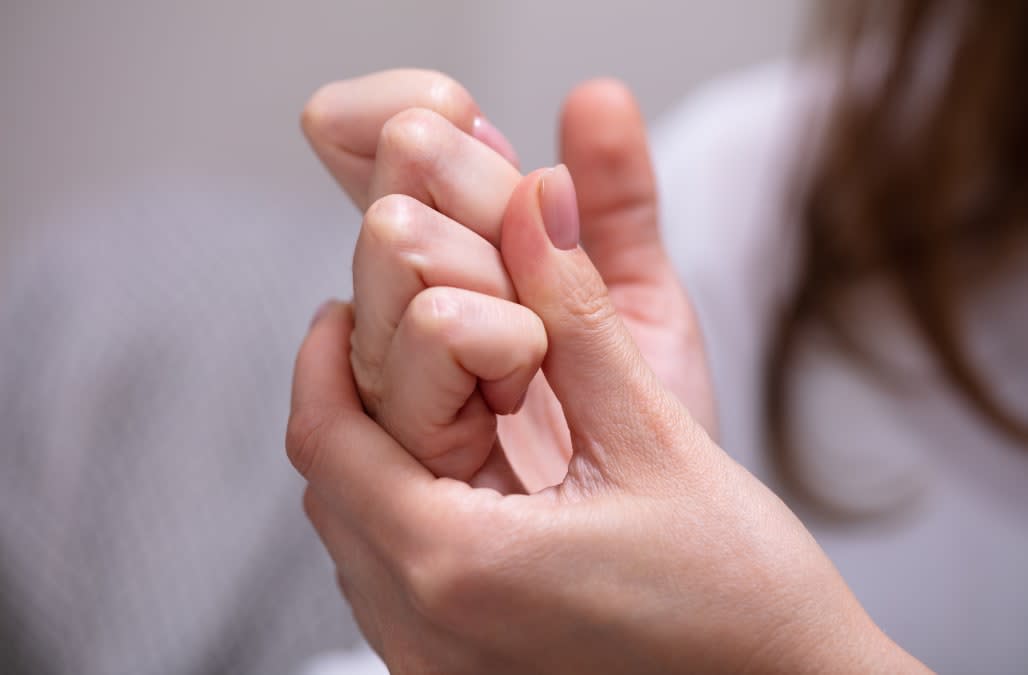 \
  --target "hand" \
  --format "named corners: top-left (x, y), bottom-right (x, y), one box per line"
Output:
top-left (286, 170), bottom-right (928, 673)
top-left (302, 70), bottom-right (717, 491)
